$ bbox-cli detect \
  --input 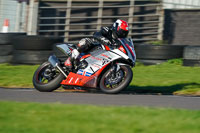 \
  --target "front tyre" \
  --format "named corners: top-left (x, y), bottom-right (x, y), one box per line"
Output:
top-left (99, 65), bottom-right (133, 94)
top-left (33, 62), bottom-right (64, 92)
